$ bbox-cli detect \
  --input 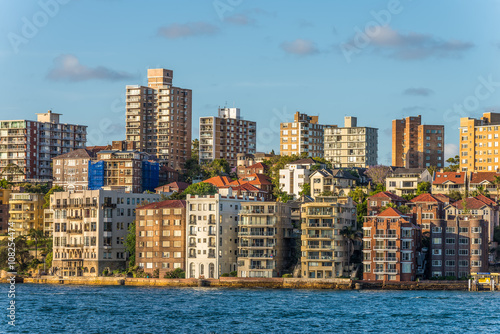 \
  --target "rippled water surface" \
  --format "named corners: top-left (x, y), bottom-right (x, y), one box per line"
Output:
top-left (1, 284), bottom-right (500, 333)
